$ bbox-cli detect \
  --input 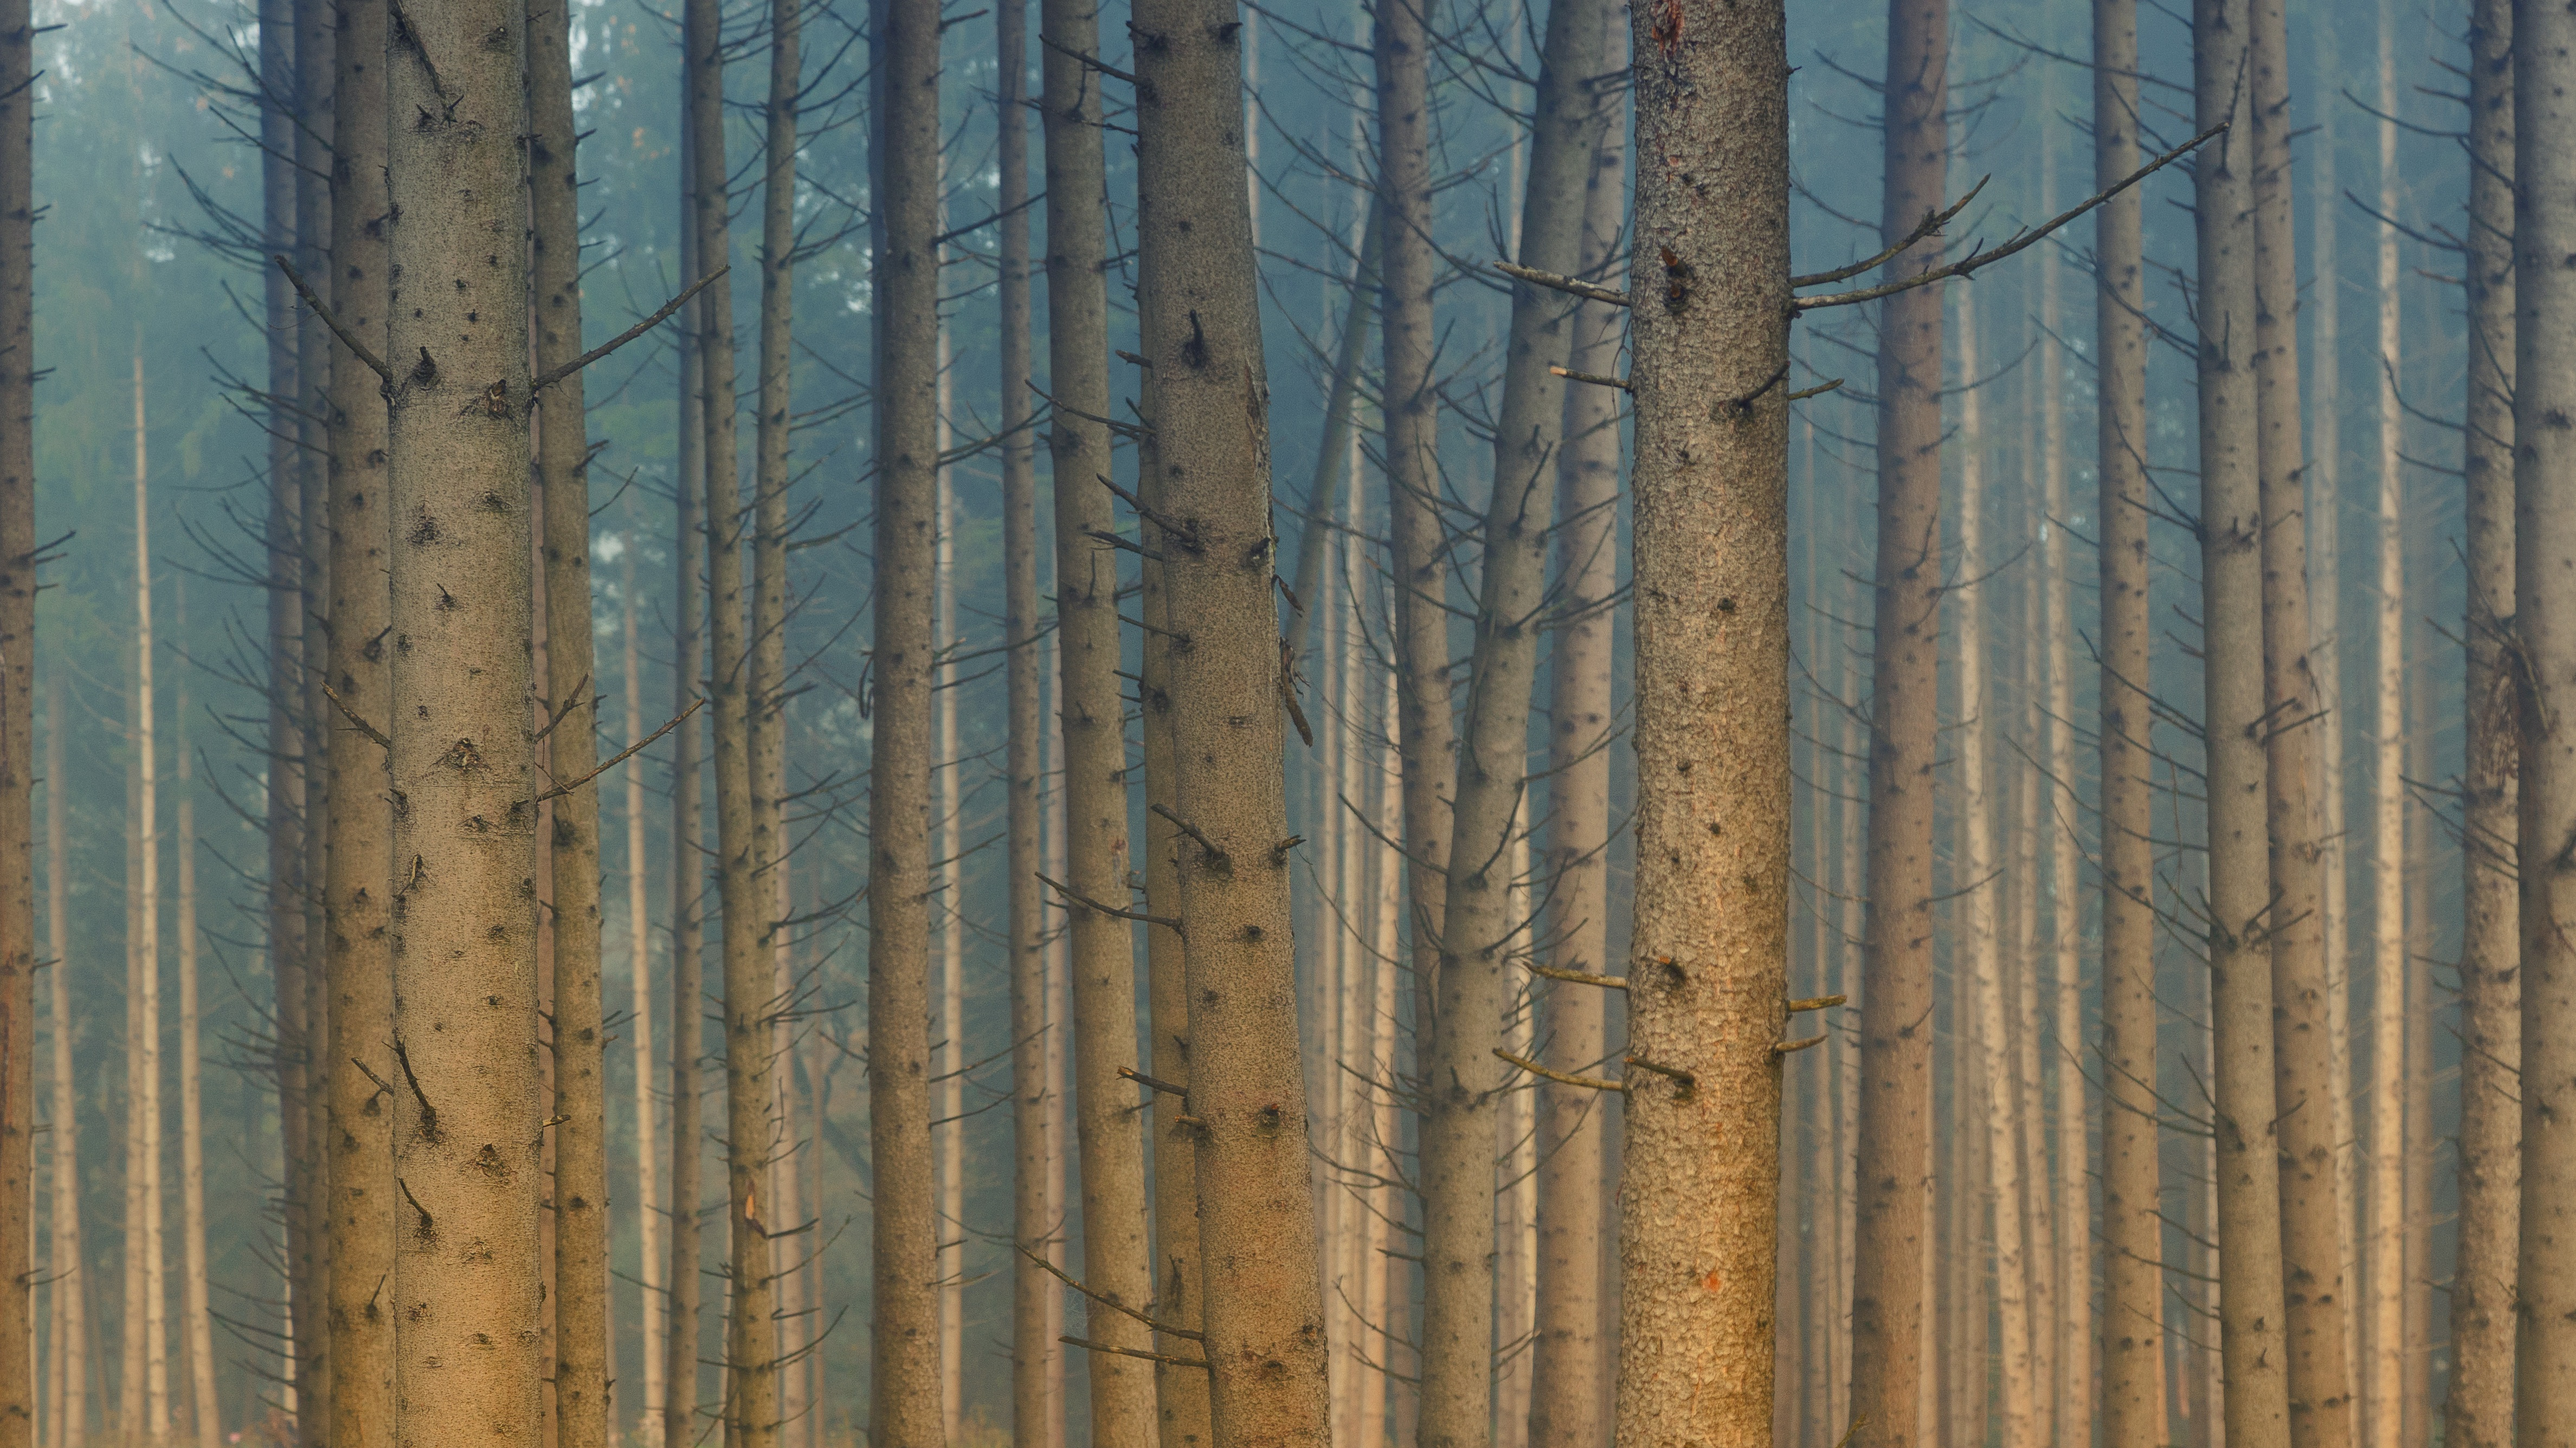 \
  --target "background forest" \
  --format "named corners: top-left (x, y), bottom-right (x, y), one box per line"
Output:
top-left (11, 0), bottom-right (2484, 1445)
